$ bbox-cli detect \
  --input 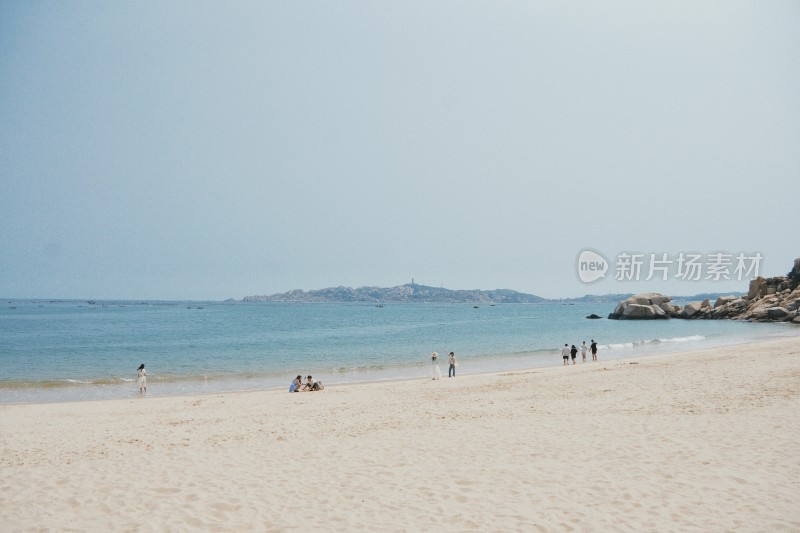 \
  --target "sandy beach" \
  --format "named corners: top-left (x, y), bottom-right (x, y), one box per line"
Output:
top-left (2, 337), bottom-right (799, 532)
